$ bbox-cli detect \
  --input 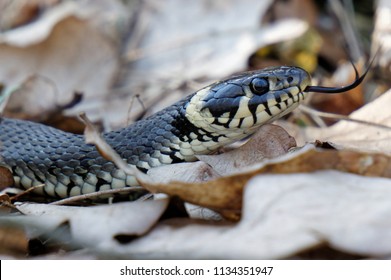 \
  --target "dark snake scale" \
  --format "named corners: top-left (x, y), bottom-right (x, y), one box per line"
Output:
top-left (0, 66), bottom-right (331, 198)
